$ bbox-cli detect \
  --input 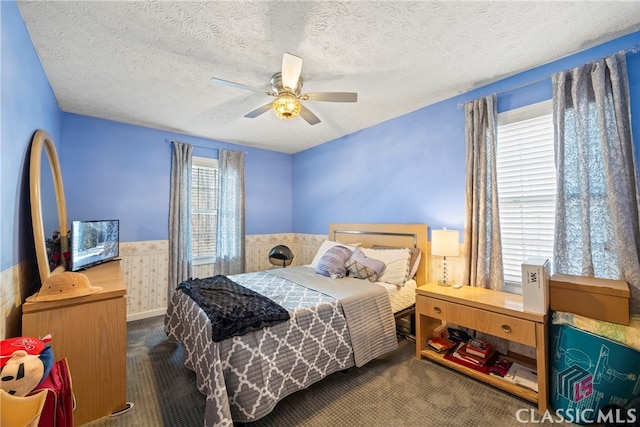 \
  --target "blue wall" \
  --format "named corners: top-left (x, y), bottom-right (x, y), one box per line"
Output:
top-left (292, 98), bottom-right (466, 235)
top-left (292, 32), bottom-right (640, 236)
top-left (1, 1), bottom-right (62, 271)
top-left (60, 114), bottom-right (292, 242)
